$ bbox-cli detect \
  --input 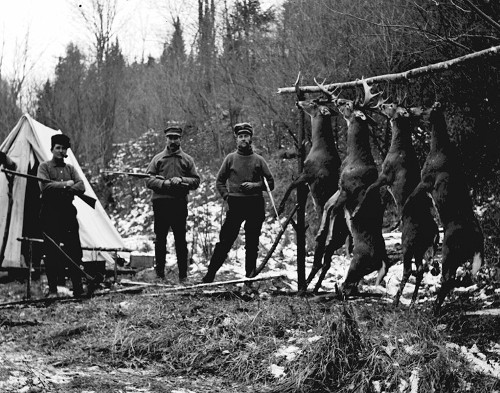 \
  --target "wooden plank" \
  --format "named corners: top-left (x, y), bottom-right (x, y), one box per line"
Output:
top-left (123, 274), bottom-right (285, 293)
